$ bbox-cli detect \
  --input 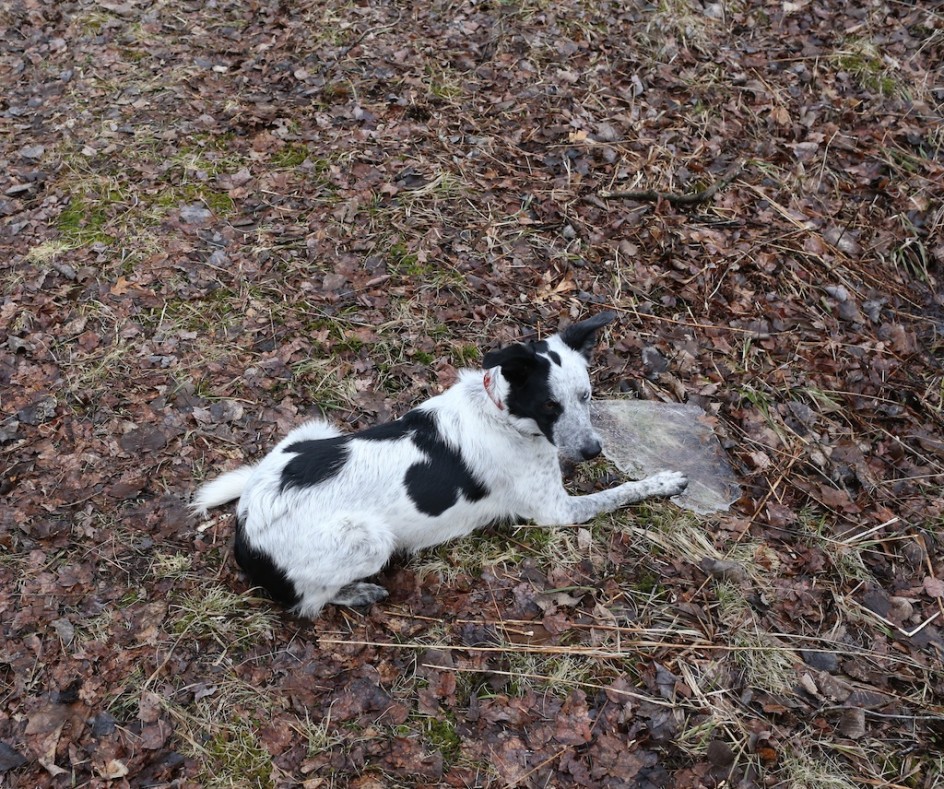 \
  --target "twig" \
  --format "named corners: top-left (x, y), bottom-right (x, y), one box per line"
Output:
top-left (839, 516), bottom-right (900, 546)
top-left (421, 663), bottom-right (675, 708)
top-left (848, 598), bottom-right (942, 638)
top-left (600, 160), bottom-right (744, 205)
